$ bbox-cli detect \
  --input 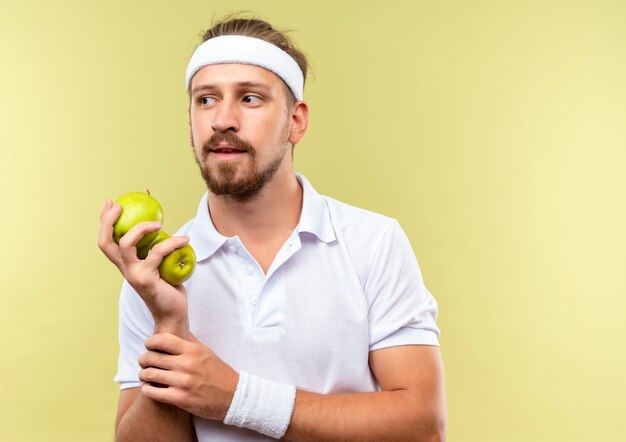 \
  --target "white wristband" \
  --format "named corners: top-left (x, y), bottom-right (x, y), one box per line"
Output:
top-left (223, 371), bottom-right (297, 439)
